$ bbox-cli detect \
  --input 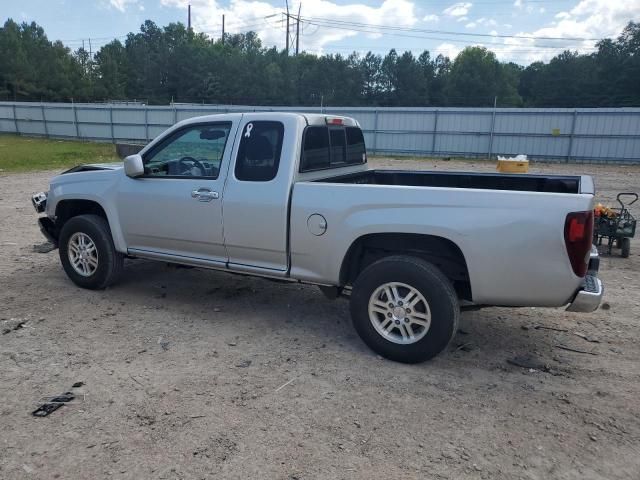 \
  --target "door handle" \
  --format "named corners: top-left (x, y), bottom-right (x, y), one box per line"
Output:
top-left (191, 188), bottom-right (219, 202)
